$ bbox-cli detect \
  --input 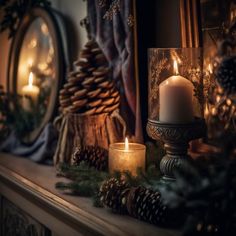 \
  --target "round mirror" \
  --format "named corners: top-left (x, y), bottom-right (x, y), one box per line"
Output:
top-left (8, 7), bottom-right (64, 143)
